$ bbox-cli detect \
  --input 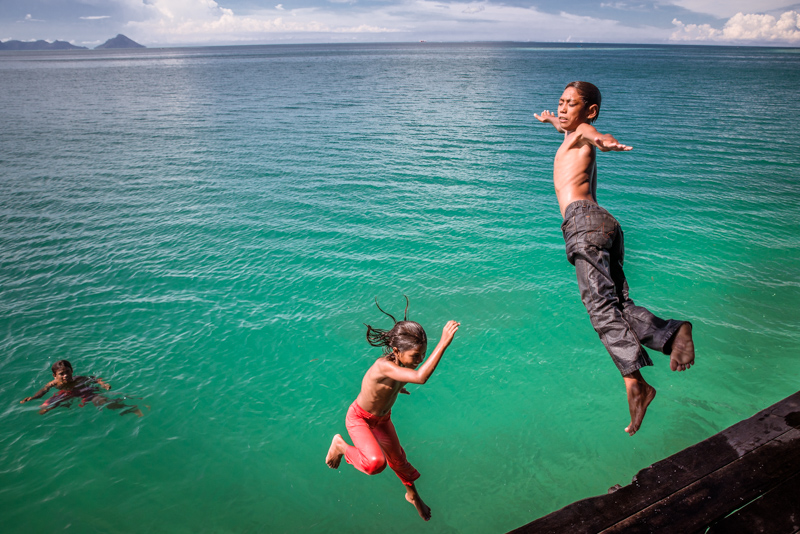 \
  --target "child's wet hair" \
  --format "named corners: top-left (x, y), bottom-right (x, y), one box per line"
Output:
top-left (365, 297), bottom-right (428, 359)
top-left (566, 81), bottom-right (601, 123)
top-left (52, 360), bottom-right (73, 374)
